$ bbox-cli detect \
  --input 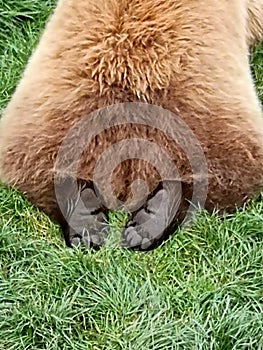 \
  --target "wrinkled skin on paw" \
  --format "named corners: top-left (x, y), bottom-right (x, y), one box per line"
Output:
top-left (121, 182), bottom-right (182, 250)
top-left (56, 178), bottom-right (183, 251)
top-left (55, 178), bottom-right (108, 249)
